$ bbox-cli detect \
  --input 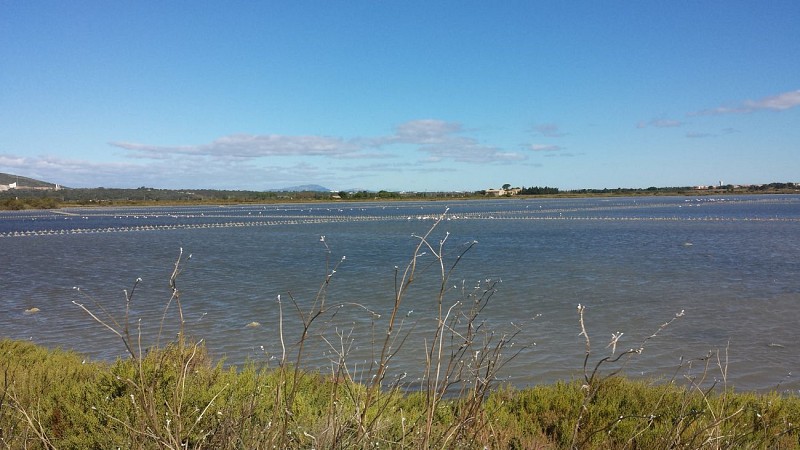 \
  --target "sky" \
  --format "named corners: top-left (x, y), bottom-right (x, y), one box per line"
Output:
top-left (1, 1), bottom-right (798, 192)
